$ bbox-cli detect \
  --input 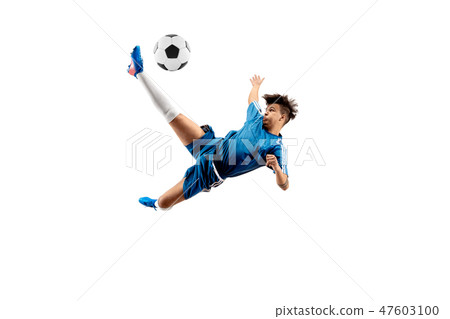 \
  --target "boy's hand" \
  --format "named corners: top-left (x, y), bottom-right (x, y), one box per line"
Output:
top-left (266, 154), bottom-right (280, 172)
top-left (250, 74), bottom-right (265, 87)
top-left (266, 154), bottom-right (289, 190)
